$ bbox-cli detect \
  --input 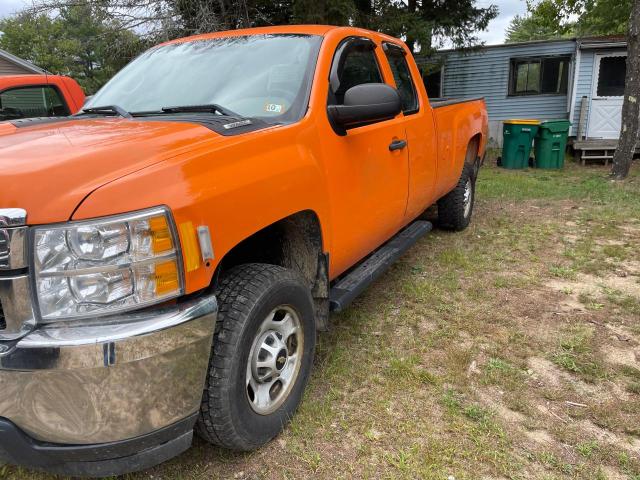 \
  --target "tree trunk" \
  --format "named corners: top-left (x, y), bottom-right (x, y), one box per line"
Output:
top-left (611, 0), bottom-right (640, 180)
